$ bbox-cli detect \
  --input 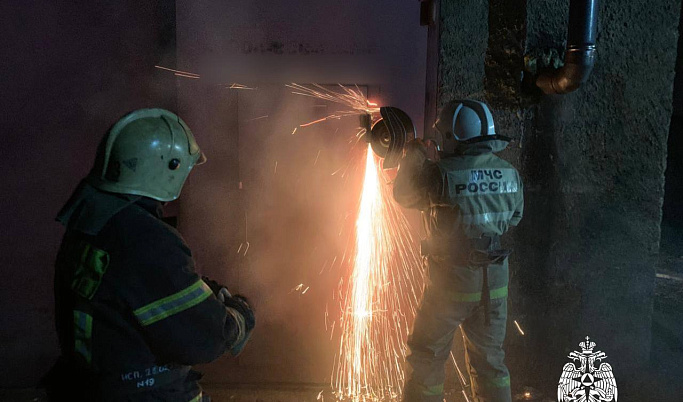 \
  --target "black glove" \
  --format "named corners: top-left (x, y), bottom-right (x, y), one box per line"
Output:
top-left (202, 276), bottom-right (224, 296)
top-left (224, 294), bottom-right (255, 356)
top-left (225, 294), bottom-right (255, 332)
top-left (202, 276), bottom-right (255, 355)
